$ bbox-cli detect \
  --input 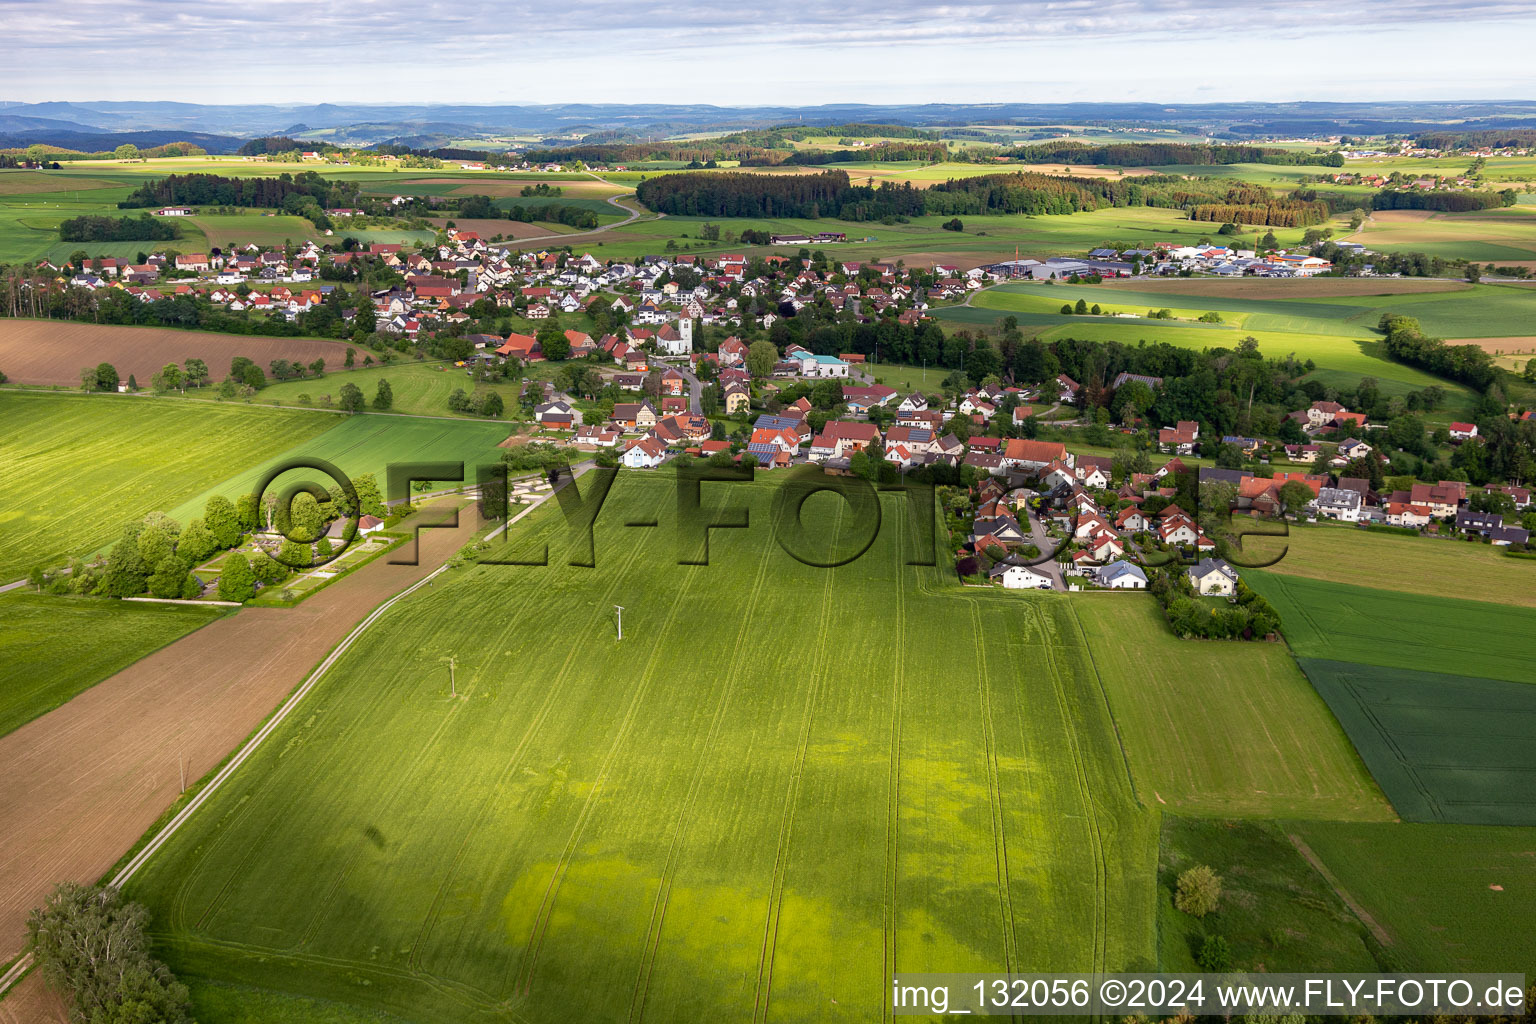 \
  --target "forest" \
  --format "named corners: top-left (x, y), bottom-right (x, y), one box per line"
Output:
top-left (635, 167), bottom-right (1329, 225)
top-left (117, 172), bottom-right (359, 210)
top-left (58, 213), bottom-right (181, 242)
